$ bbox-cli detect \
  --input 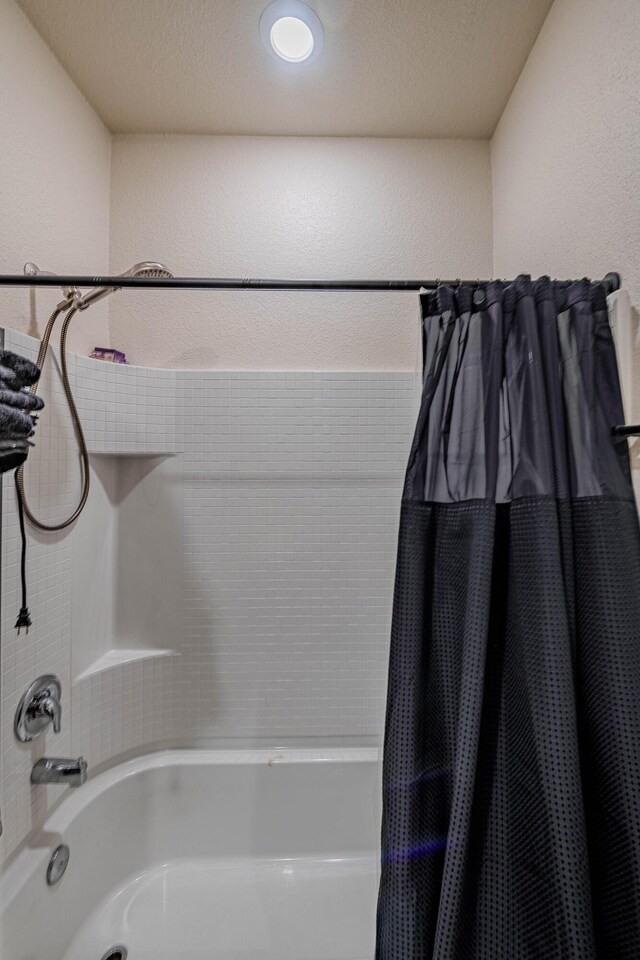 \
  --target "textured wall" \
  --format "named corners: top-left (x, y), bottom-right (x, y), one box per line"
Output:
top-left (109, 135), bottom-right (493, 369)
top-left (0, 0), bottom-right (111, 355)
top-left (491, 0), bottom-right (640, 423)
